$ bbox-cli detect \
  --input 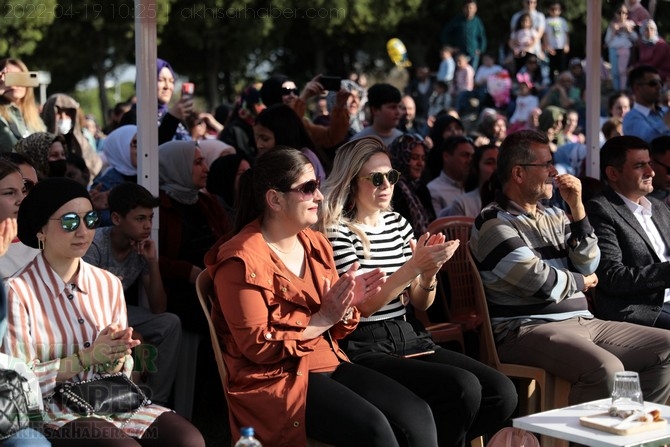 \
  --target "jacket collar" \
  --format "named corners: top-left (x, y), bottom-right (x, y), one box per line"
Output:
top-left (212, 219), bottom-right (333, 292)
